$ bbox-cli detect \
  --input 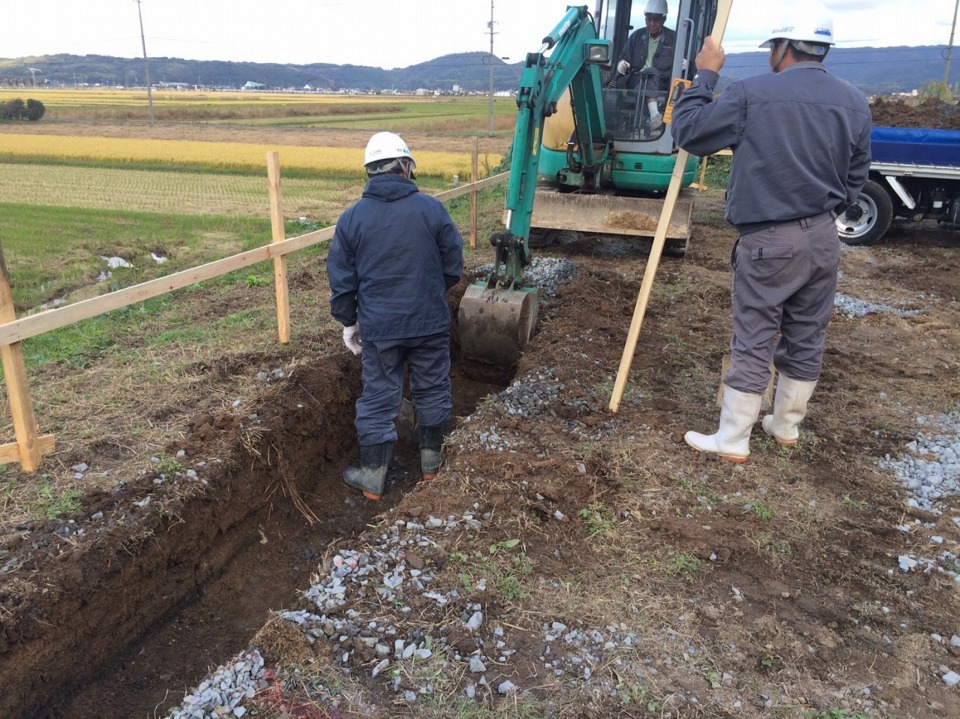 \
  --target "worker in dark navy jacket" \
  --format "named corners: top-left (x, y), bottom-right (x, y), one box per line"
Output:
top-left (670, 4), bottom-right (871, 463)
top-left (326, 132), bottom-right (463, 500)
